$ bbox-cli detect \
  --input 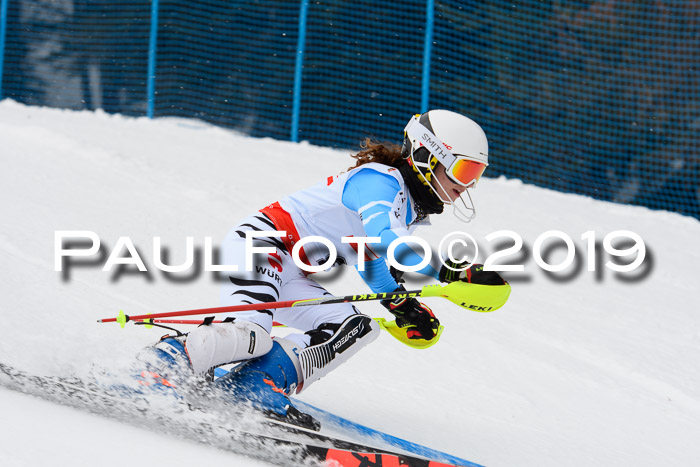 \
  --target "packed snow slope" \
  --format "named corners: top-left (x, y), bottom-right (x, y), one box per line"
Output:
top-left (1, 99), bottom-right (699, 467)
